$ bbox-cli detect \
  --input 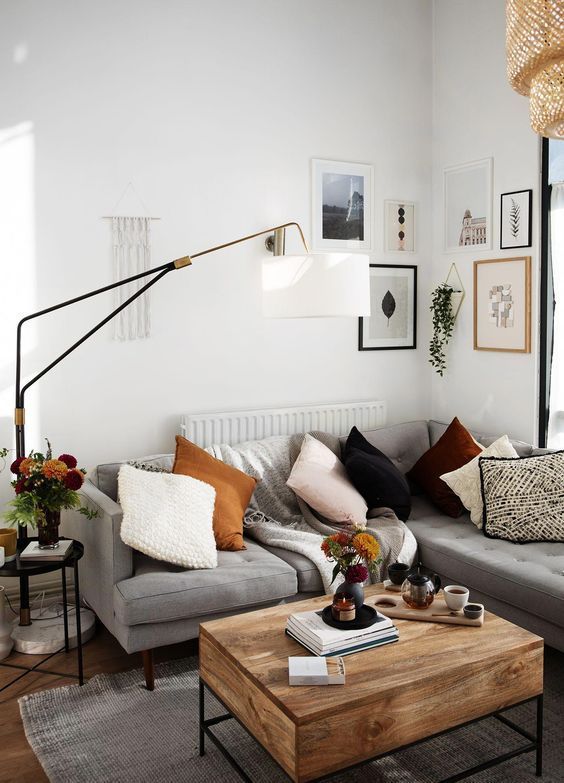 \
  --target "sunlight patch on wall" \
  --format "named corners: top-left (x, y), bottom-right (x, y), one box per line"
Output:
top-left (0, 122), bottom-right (38, 485)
